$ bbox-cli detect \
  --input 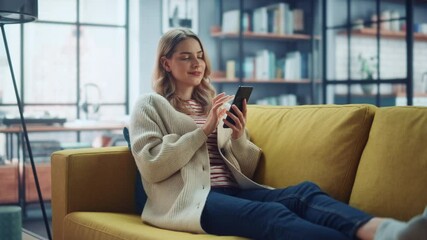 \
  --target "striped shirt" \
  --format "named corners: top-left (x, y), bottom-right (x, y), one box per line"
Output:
top-left (184, 99), bottom-right (238, 188)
